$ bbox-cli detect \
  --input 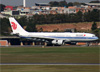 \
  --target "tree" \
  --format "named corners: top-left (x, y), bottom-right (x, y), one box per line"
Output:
top-left (68, 13), bottom-right (78, 23)
top-left (26, 17), bottom-right (37, 32)
top-left (0, 18), bottom-right (10, 36)
top-left (52, 28), bottom-right (59, 32)
top-left (76, 11), bottom-right (83, 22)
top-left (91, 22), bottom-right (97, 31)
top-left (49, 1), bottom-right (67, 7)
top-left (67, 2), bottom-right (73, 7)
top-left (38, 28), bottom-right (43, 32)
top-left (81, 3), bottom-right (87, 5)
top-left (16, 16), bottom-right (37, 32)
top-left (17, 16), bottom-right (27, 27)
top-left (59, 1), bottom-right (67, 7)
top-left (90, 9), bottom-right (100, 22)
top-left (49, 1), bottom-right (59, 7)
top-left (84, 9), bottom-right (100, 22)
top-left (73, 2), bottom-right (81, 6)
top-left (0, 4), bottom-right (6, 12)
